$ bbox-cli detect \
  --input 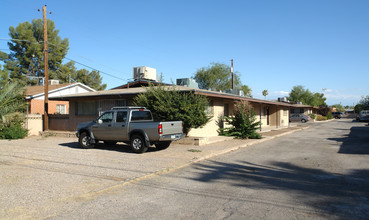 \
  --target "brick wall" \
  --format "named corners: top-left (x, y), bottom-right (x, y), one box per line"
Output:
top-left (29, 99), bottom-right (69, 114)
